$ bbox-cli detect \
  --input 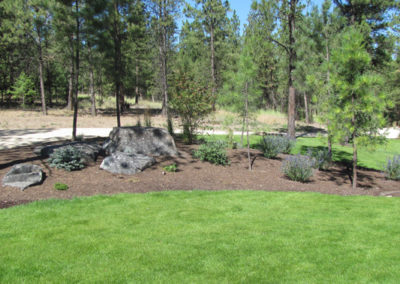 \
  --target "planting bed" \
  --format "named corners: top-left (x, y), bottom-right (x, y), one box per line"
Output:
top-left (1, 138), bottom-right (399, 209)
